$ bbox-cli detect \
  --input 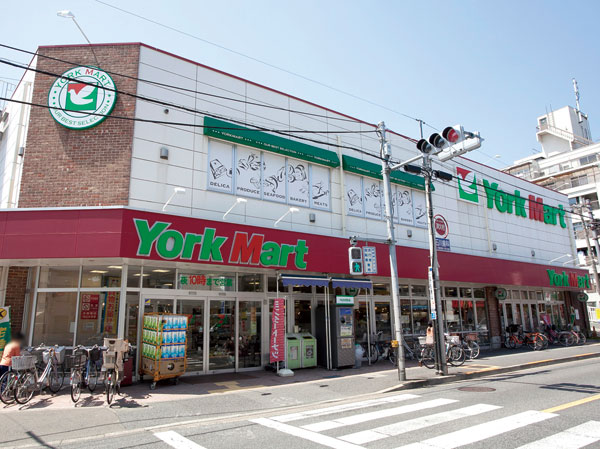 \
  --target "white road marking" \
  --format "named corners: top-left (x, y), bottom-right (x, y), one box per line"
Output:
top-left (339, 403), bottom-right (501, 444)
top-left (302, 398), bottom-right (458, 432)
top-left (271, 393), bottom-right (419, 422)
top-left (250, 417), bottom-right (365, 449)
top-left (397, 410), bottom-right (557, 449)
top-left (514, 420), bottom-right (600, 449)
top-left (154, 431), bottom-right (206, 449)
